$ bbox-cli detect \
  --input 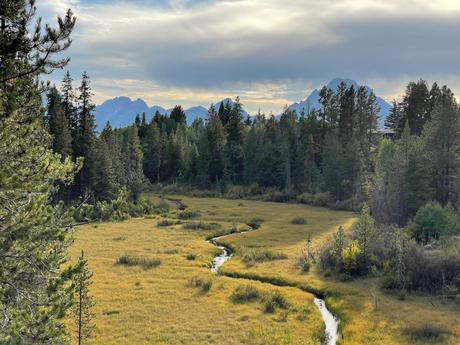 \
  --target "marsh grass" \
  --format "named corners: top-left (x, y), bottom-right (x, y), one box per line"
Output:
top-left (116, 255), bottom-right (161, 269)
top-left (242, 249), bottom-right (288, 267)
top-left (291, 217), bottom-right (307, 225)
top-left (157, 219), bottom-right (182, 227)
top-left (183, 221), bottom-right (220, 230)
top-left (406, 323), bottom-right (448, 341)
top-left (231, 285), bottom-right (261, 303)
top-left (246, 218), bottom-right (264, 229)
top-left (178, 210), bottom-right (200, 219)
